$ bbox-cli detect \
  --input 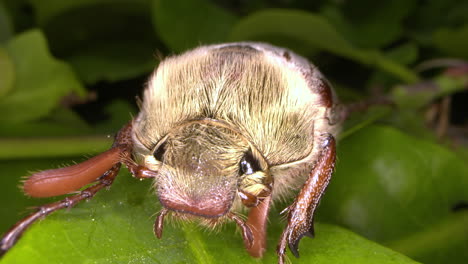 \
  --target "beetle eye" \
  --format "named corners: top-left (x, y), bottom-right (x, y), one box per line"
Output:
top-left (153, 142), bottom-right (167, 162)
top-left (240, 151), bottom-right (262, 175)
